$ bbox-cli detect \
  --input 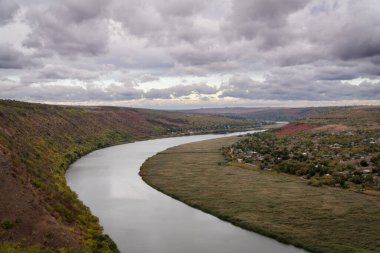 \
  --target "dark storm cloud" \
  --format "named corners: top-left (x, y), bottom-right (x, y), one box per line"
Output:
top-left (313, 60), bottom-right (380, 81)
top-left (109, 0), bottom-right (213, 50)
top-left (0, 0), bottom-right (379, 103)
top-left (224, 0), bottom-right (311, 46)
top-left (221, 75), bottom-right (380, 101)
top-left (153, 0), bottom-right (207, 17)
top-left (231, 0), bottom-right (309, 27)
top-left (0, 0), bottom-right (19, 25)
top-left (304, 1), bottom-right (380, 61)
top-left (0, 44), bottom-right (34, 69)
top-left (22, 0), bottom-right (110, 57)
top-left (0, 80), bottom-right (218, 102)
top-left (170, 47), bottom-right (229, 67)
top-left (144, 83), bottom-right (217, 99)
top-left (0, 82), bottom-right (144, 102)
top-left (37, 64), bottom-right (101, 80)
